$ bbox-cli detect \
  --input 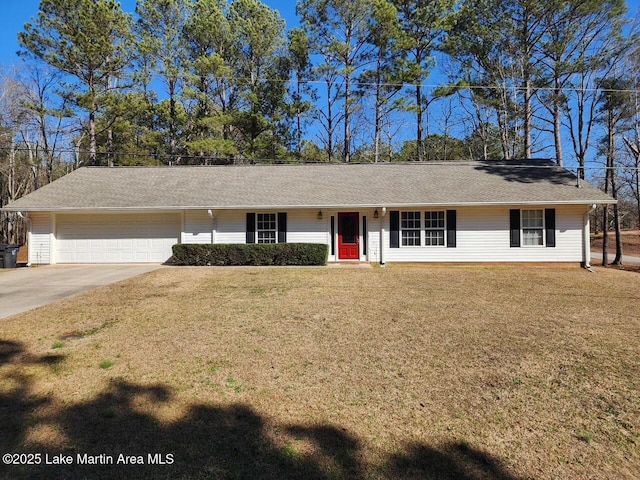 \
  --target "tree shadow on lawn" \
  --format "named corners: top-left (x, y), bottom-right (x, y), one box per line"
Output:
top-left (0, 340), bottom-right (522, 480)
